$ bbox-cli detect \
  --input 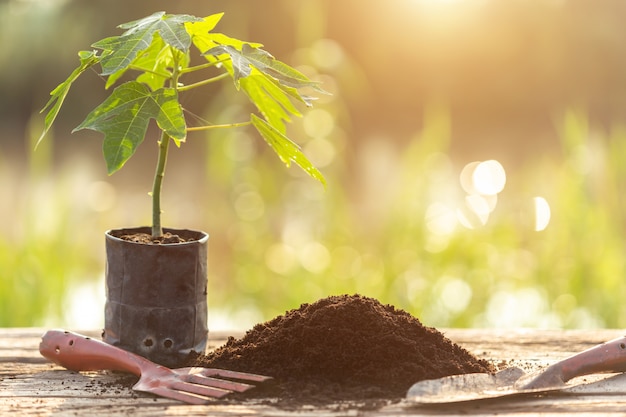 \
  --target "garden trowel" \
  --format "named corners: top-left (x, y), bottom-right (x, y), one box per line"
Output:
top-left (407, 335), bottom-right (626, 404)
